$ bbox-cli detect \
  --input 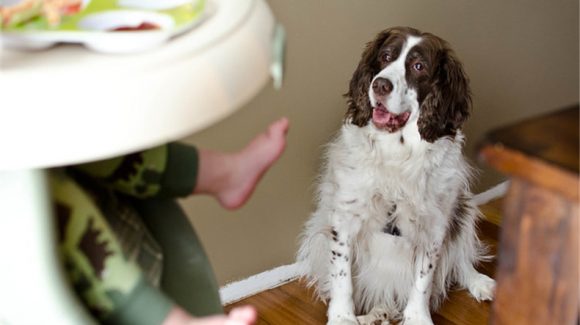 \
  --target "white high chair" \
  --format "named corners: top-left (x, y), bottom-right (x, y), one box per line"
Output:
top-left (0, 0), bottom-right (285, 323)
